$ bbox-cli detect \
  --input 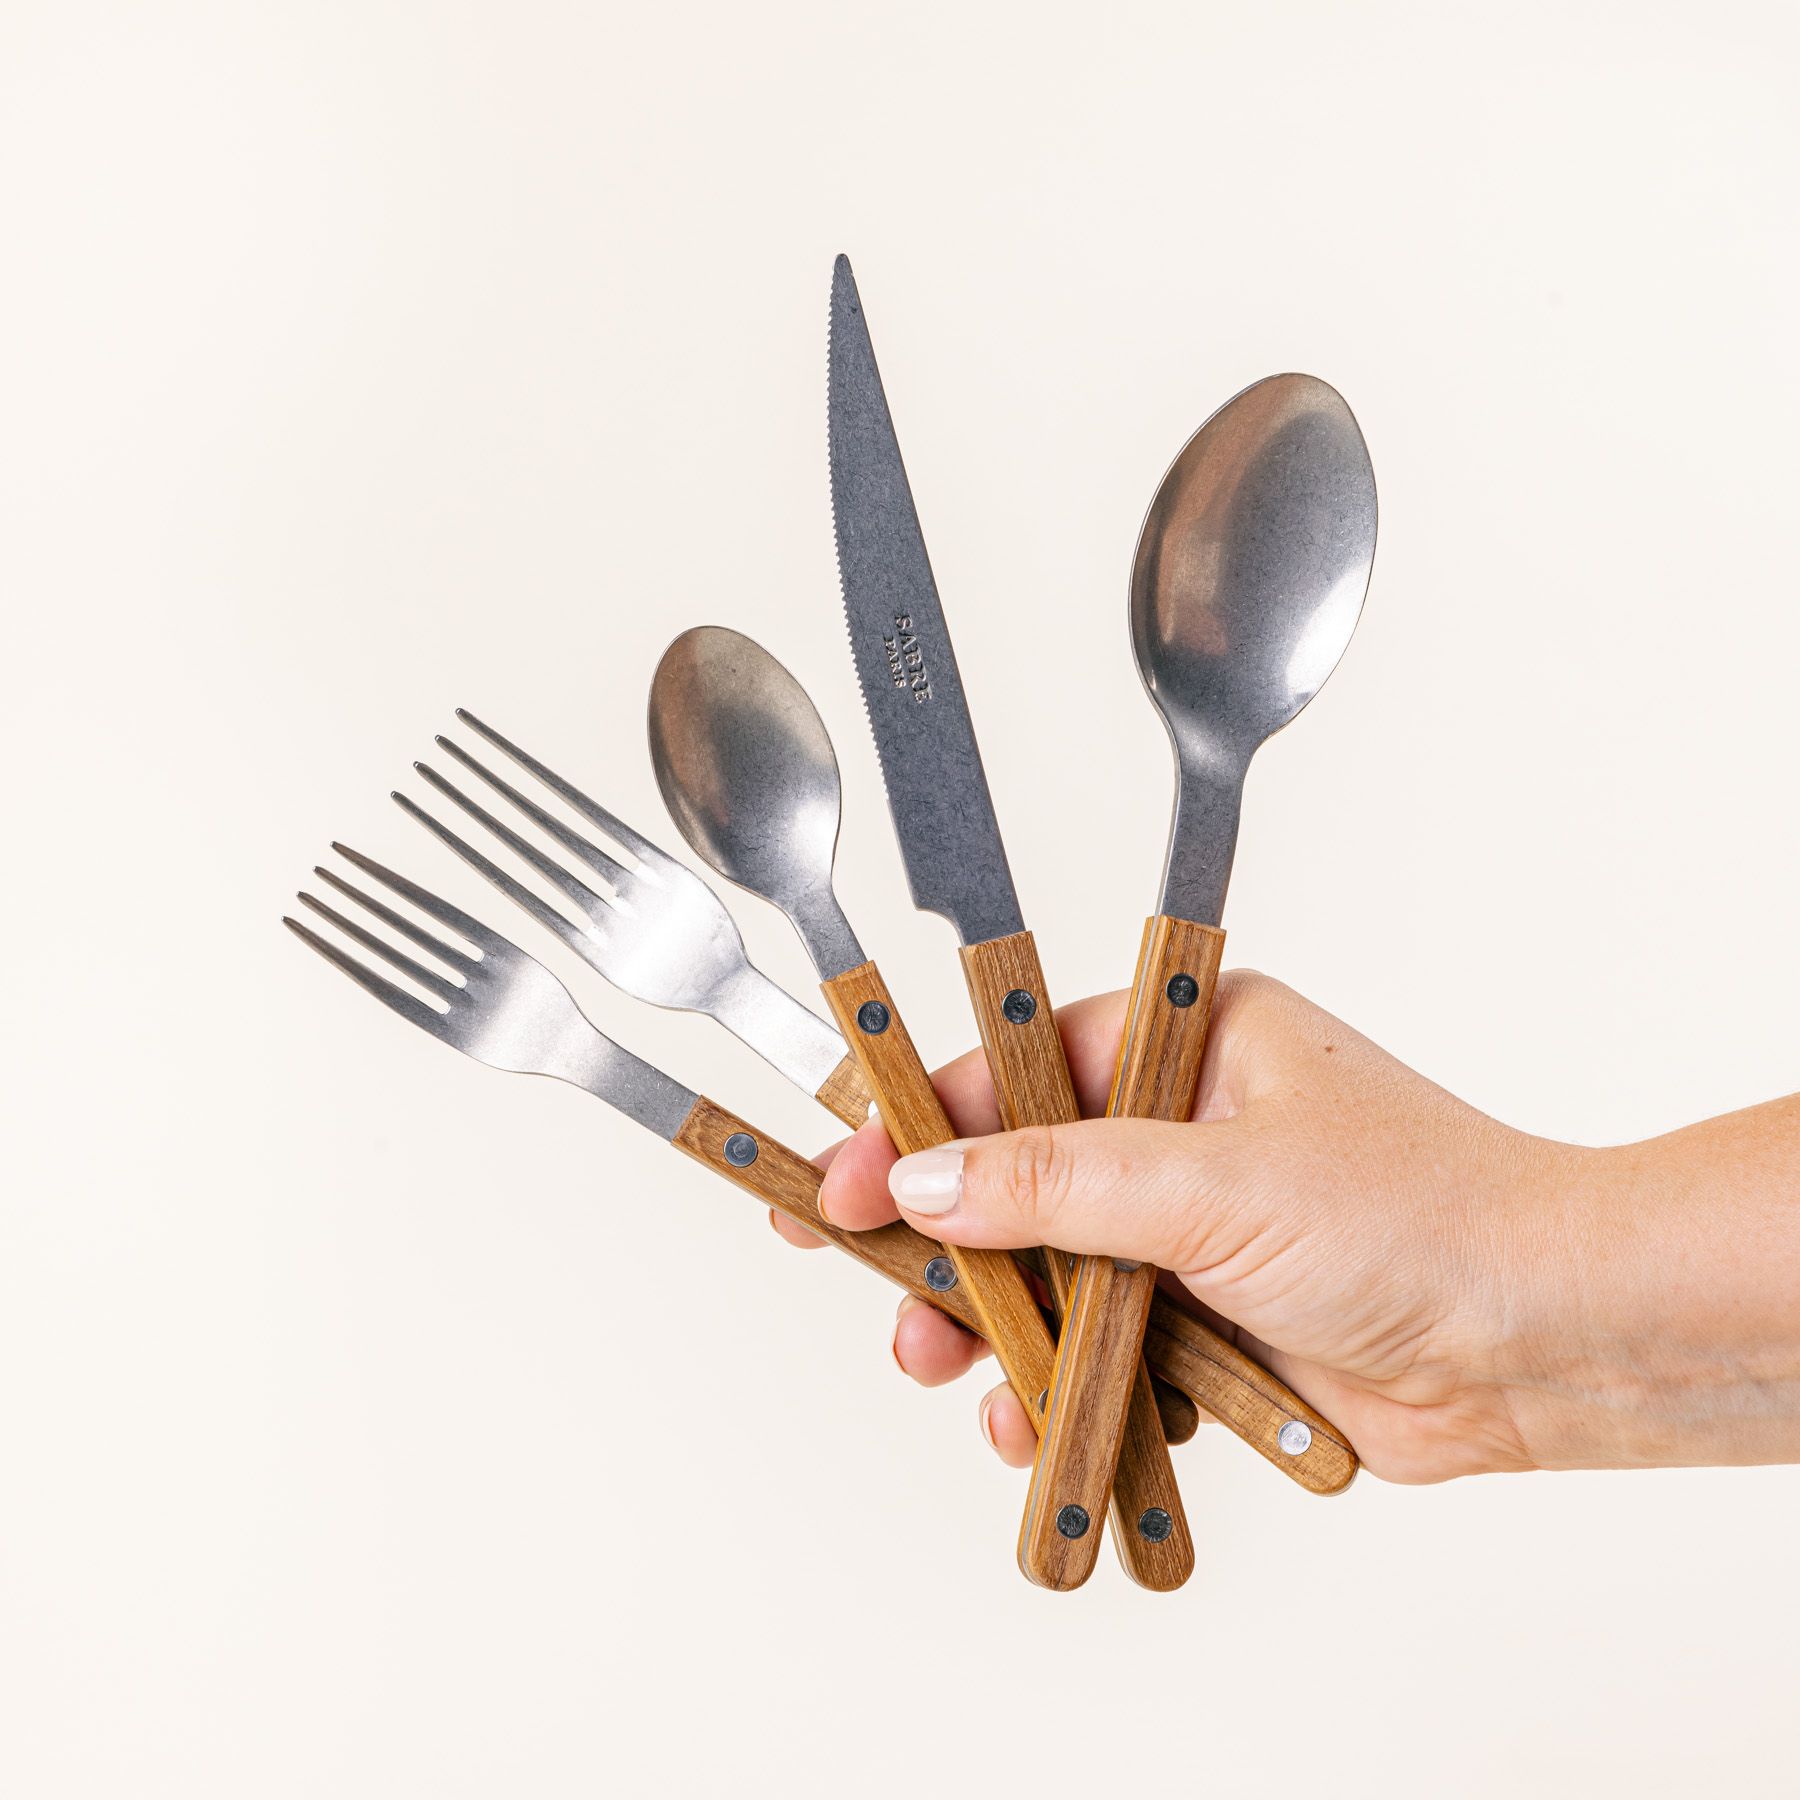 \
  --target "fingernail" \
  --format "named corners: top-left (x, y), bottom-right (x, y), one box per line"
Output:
top-left (977, 1390), bottom-right (997, 1448)
top-left (888, 1141), bottom-right (967, 1215)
